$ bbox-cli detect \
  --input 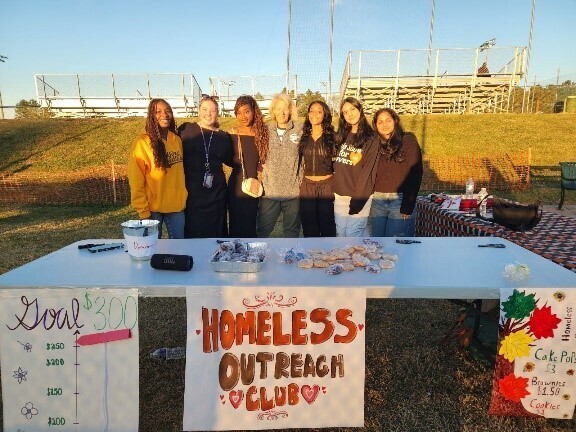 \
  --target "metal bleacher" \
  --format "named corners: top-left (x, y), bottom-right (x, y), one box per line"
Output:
top-left (35, 74), bottom-right (202, 118)
top-left (339, 46), bottom-right (526, 114)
